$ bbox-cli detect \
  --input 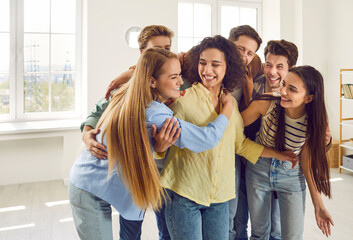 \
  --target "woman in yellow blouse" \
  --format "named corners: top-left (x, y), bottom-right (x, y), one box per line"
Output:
top-left (160, 35), bottom-right (298, 240)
